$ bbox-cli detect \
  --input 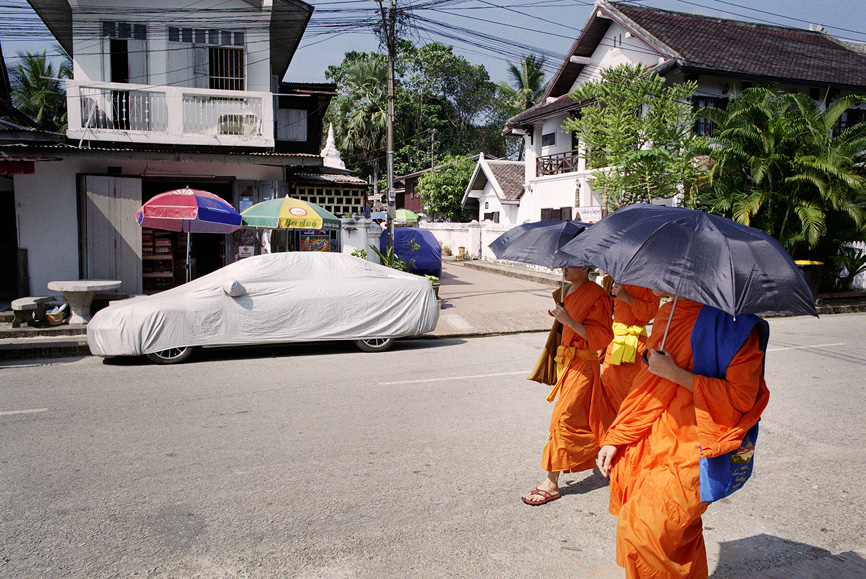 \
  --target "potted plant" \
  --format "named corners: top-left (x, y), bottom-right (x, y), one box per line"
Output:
top-left (442, 245), bottom-right (452, 256)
